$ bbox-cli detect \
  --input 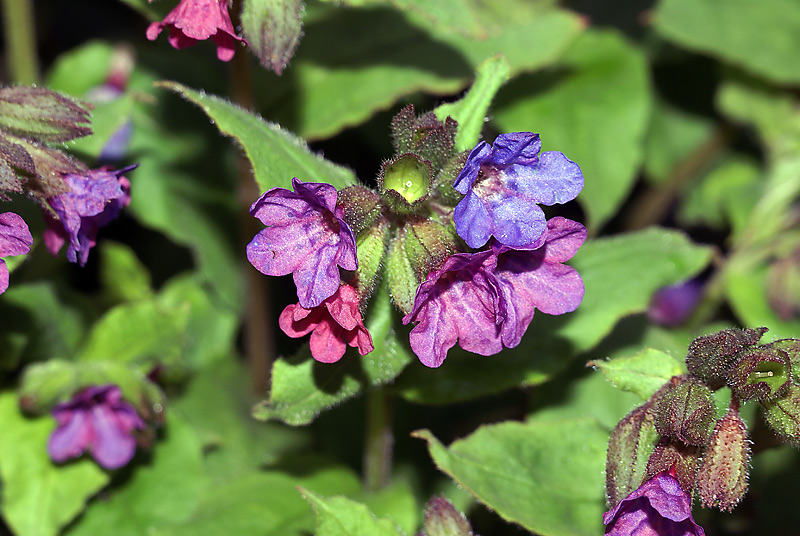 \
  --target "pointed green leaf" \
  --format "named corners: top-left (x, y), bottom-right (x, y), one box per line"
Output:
top-left (589, 348), bottom-right (685, 401)
top-left (301, 490), bottom-right (404, 536)
top-left (0, 391), bottom-right (109, 536)
top-left (159, 82), bottom-right (357, 192)
top-left (414, 419), bottom-right (607, 536)
top-left (434, 55), bottom-right (511, 152)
